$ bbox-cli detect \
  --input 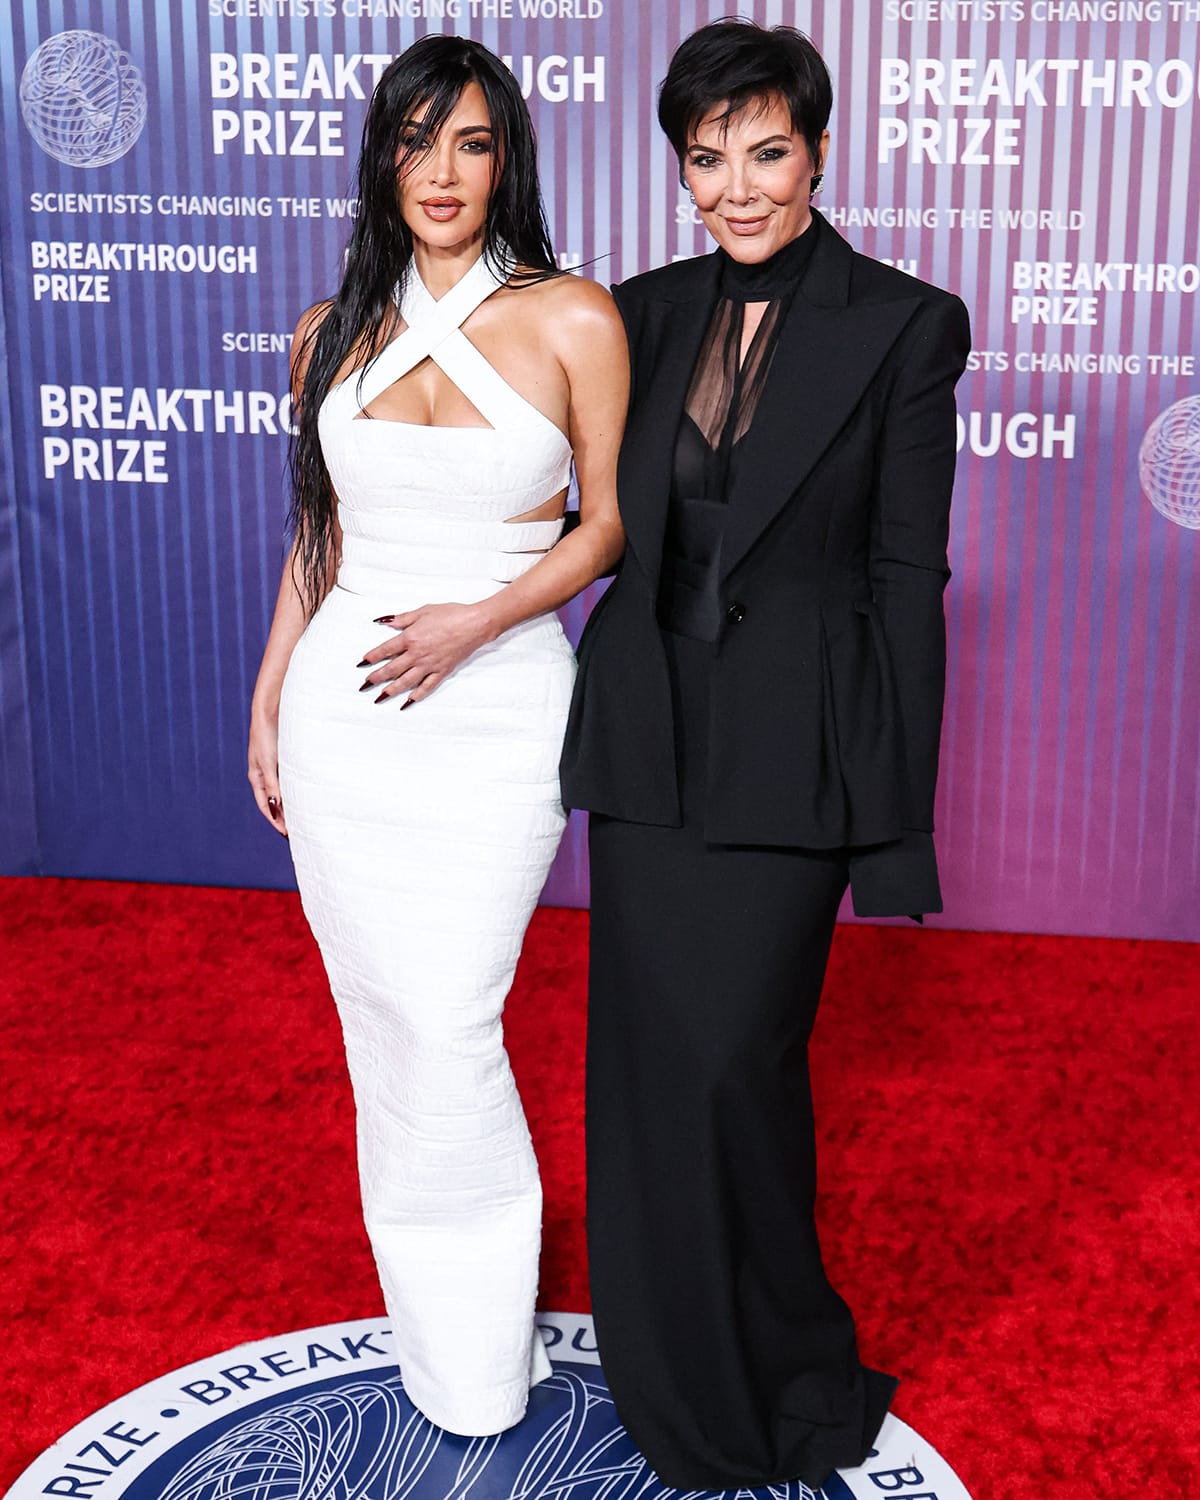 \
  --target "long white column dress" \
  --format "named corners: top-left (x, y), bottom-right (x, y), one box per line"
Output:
top-left (277, 253), bottom-right (575, 1436)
